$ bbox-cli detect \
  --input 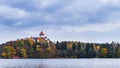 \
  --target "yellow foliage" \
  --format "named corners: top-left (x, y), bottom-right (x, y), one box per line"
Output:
top-left (118, 48), bottom-right (120, 52)
top-left (99, 48), bottom-right (108, 58)
top-left (117, 48), bottom-right (120, 58)
top-left (2, 46), bottom-right (16, 58)
top-left (46, 48), bottom-right (51, 52)
top-left (96, 46), bottom-right (100, 50)
top-left (27, 38), bottom-right (34, 46)
top-left (1, 52), bottom-right (6, 57)
top-left (21, 48), bottom-right (27, 58)
top-left (36, 45), bottom-right (42, 51)
top-left (67, 42), bottom-right (72, 49)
